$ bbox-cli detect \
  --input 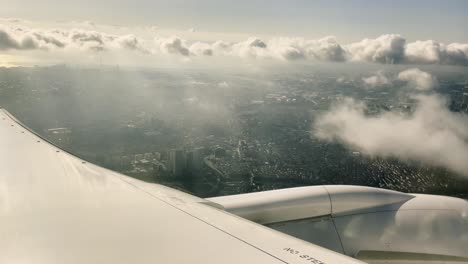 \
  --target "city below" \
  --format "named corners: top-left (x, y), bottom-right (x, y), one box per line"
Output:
top-left (1, 64), bottom-right (468, 198)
